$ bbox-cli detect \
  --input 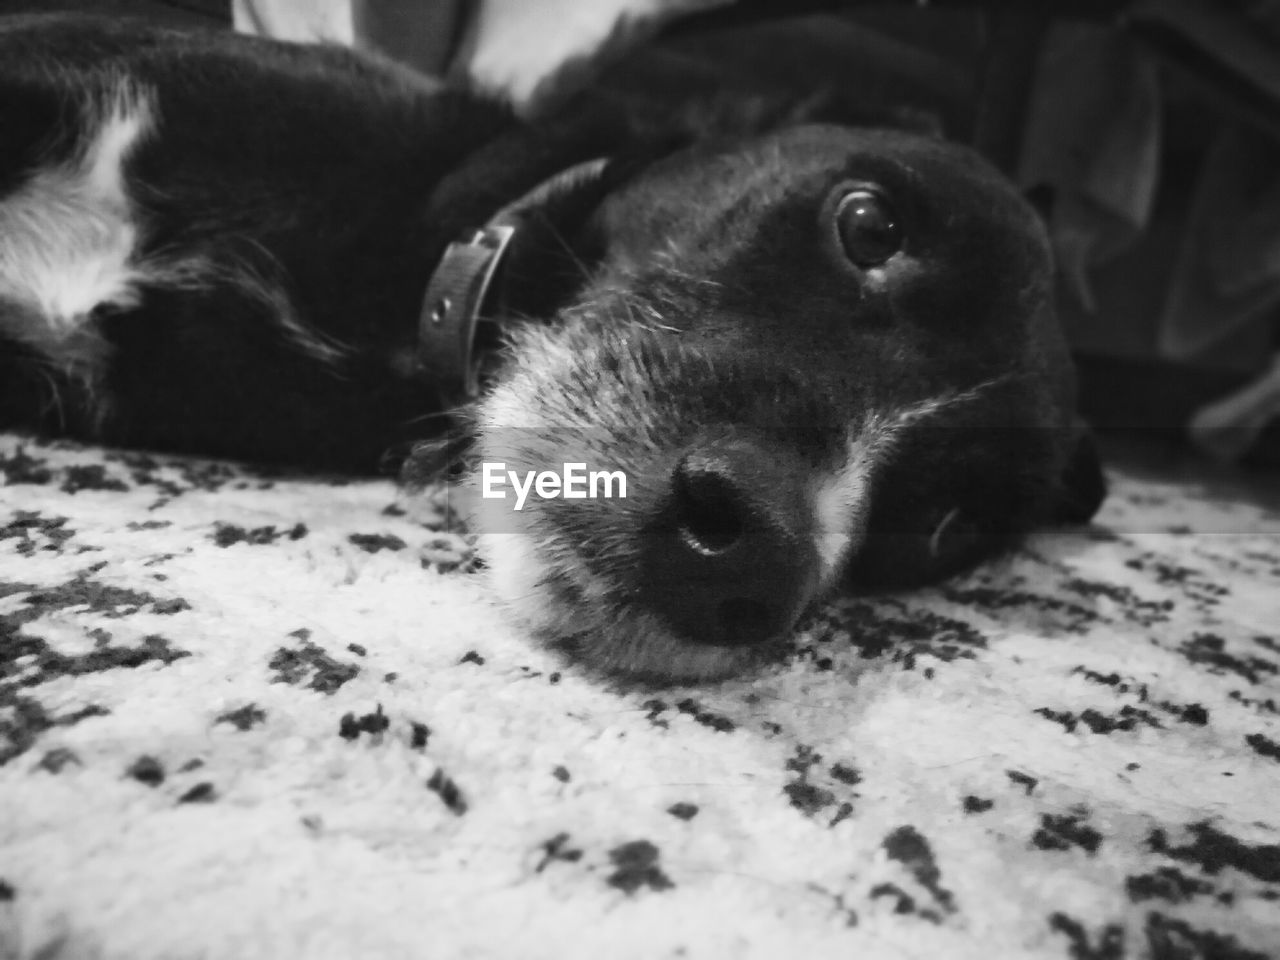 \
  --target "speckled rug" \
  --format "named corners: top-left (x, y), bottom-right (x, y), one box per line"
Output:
top-left (1, 431), bottom-right (1278, 960)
